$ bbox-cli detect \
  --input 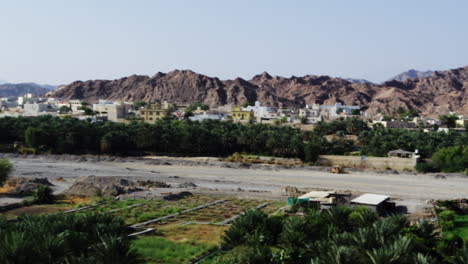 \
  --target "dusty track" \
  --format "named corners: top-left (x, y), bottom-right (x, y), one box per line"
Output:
top-left (4, 156), bottom-right (468, 213)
